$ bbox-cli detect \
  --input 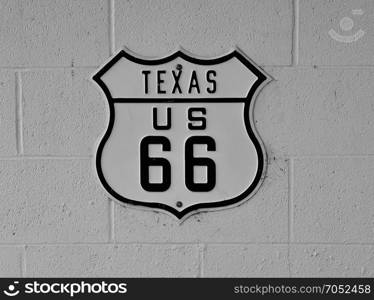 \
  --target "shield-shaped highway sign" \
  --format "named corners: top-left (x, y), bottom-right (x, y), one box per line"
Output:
top-left (92, 48), bottom-right (269, 220)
